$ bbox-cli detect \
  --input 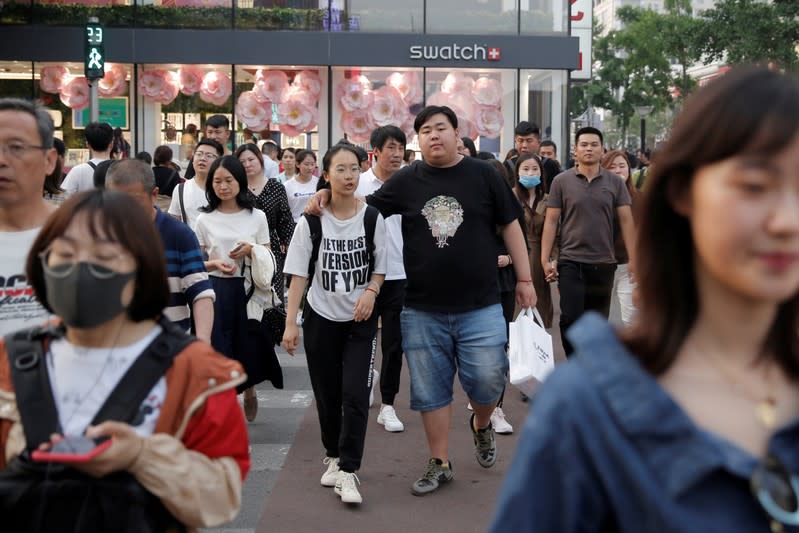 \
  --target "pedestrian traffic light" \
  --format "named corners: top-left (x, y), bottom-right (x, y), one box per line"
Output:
top-left (84, 22), bottom-right (105, 81)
